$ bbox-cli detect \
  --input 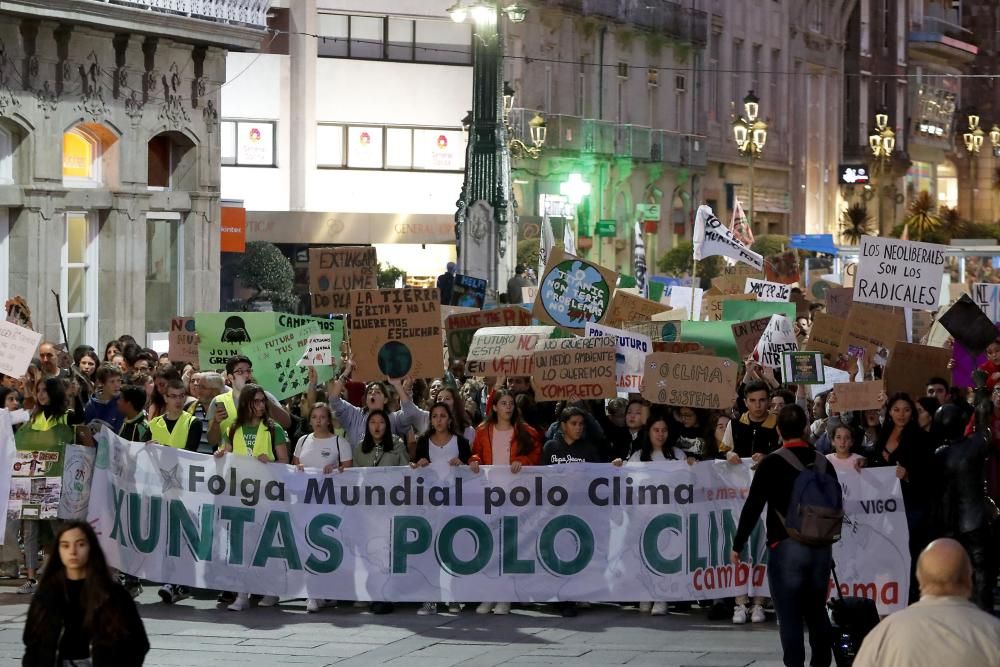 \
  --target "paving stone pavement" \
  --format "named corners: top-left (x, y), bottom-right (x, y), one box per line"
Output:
top-left (0, 587), bottom-right (792, 667)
